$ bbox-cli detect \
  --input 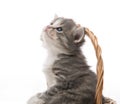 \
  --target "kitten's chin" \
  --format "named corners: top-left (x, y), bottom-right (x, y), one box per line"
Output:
top-left (41, 30), bottom-right (52, 40)
top-left (41, 31), bottom-right (54, 50)
top-left (41, 31), bottom-right (68, 55)
top-left (41, 31), bottom-right (49, 42)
